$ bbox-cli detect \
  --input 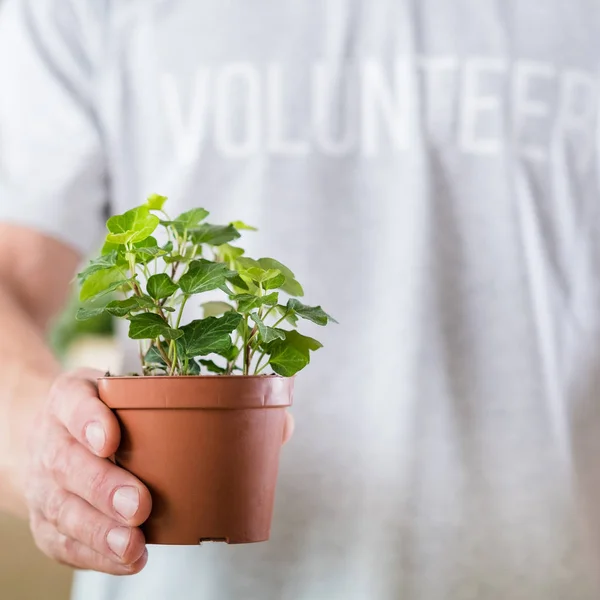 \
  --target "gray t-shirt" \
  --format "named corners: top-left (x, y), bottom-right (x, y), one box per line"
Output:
top-left (2, 0), bottom-right (600, 598)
